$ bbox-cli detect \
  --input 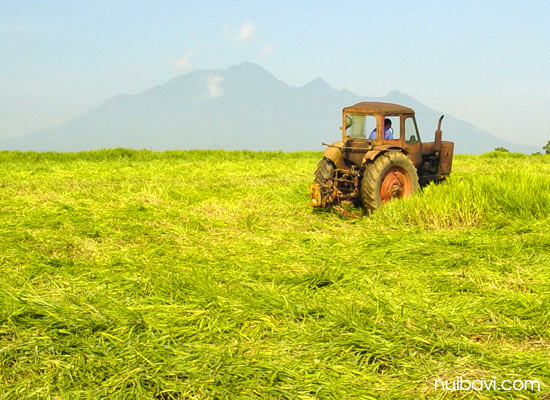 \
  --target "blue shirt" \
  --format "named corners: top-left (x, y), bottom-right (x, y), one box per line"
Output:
top-left (369, 127), bottom-right (394, 140)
